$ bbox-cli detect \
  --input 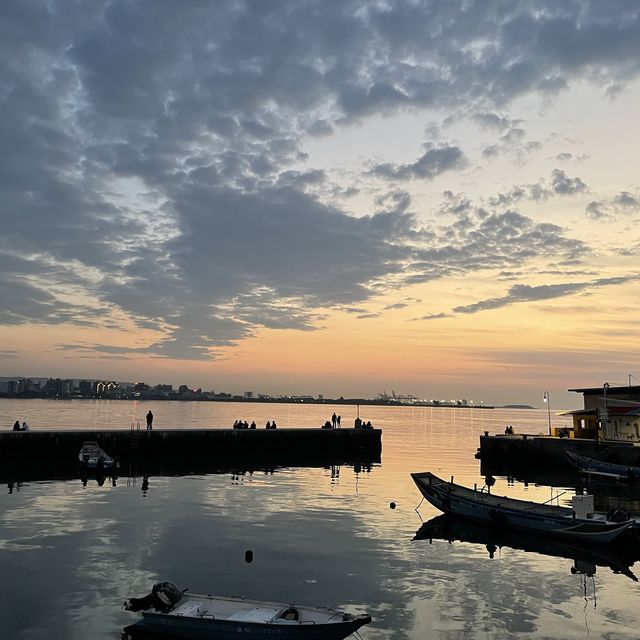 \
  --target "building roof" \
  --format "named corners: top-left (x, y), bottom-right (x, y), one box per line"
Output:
top-left (569, 385), bottom-right (640, 395)
top-left (558, 408), bottom-right (595, 416)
